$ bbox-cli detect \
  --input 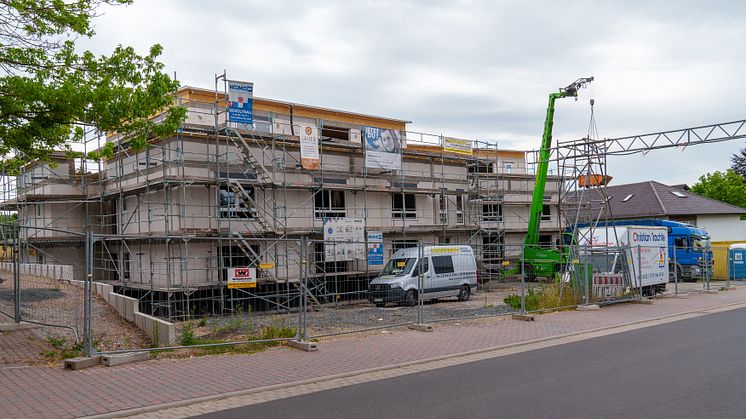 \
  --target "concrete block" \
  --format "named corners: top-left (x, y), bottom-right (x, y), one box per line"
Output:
top-left (0, 322), bottom-right (39, 332)
top-left (288, 340), bottom-right (318, 352)
top-left (576, 304), bottom-right (600, 311)
top-left (408, 323), bottom-right (434, 332)
top-left (631, 299), bottom-right (655, 305)
top-left (706, 289), bottom-right (720, 294)
top-left (64, 355), bottom-right (102, 370)
top-left (101, 352), bottom-right (149, 367)
top-left (512, 314), bottom-right (536, 321)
